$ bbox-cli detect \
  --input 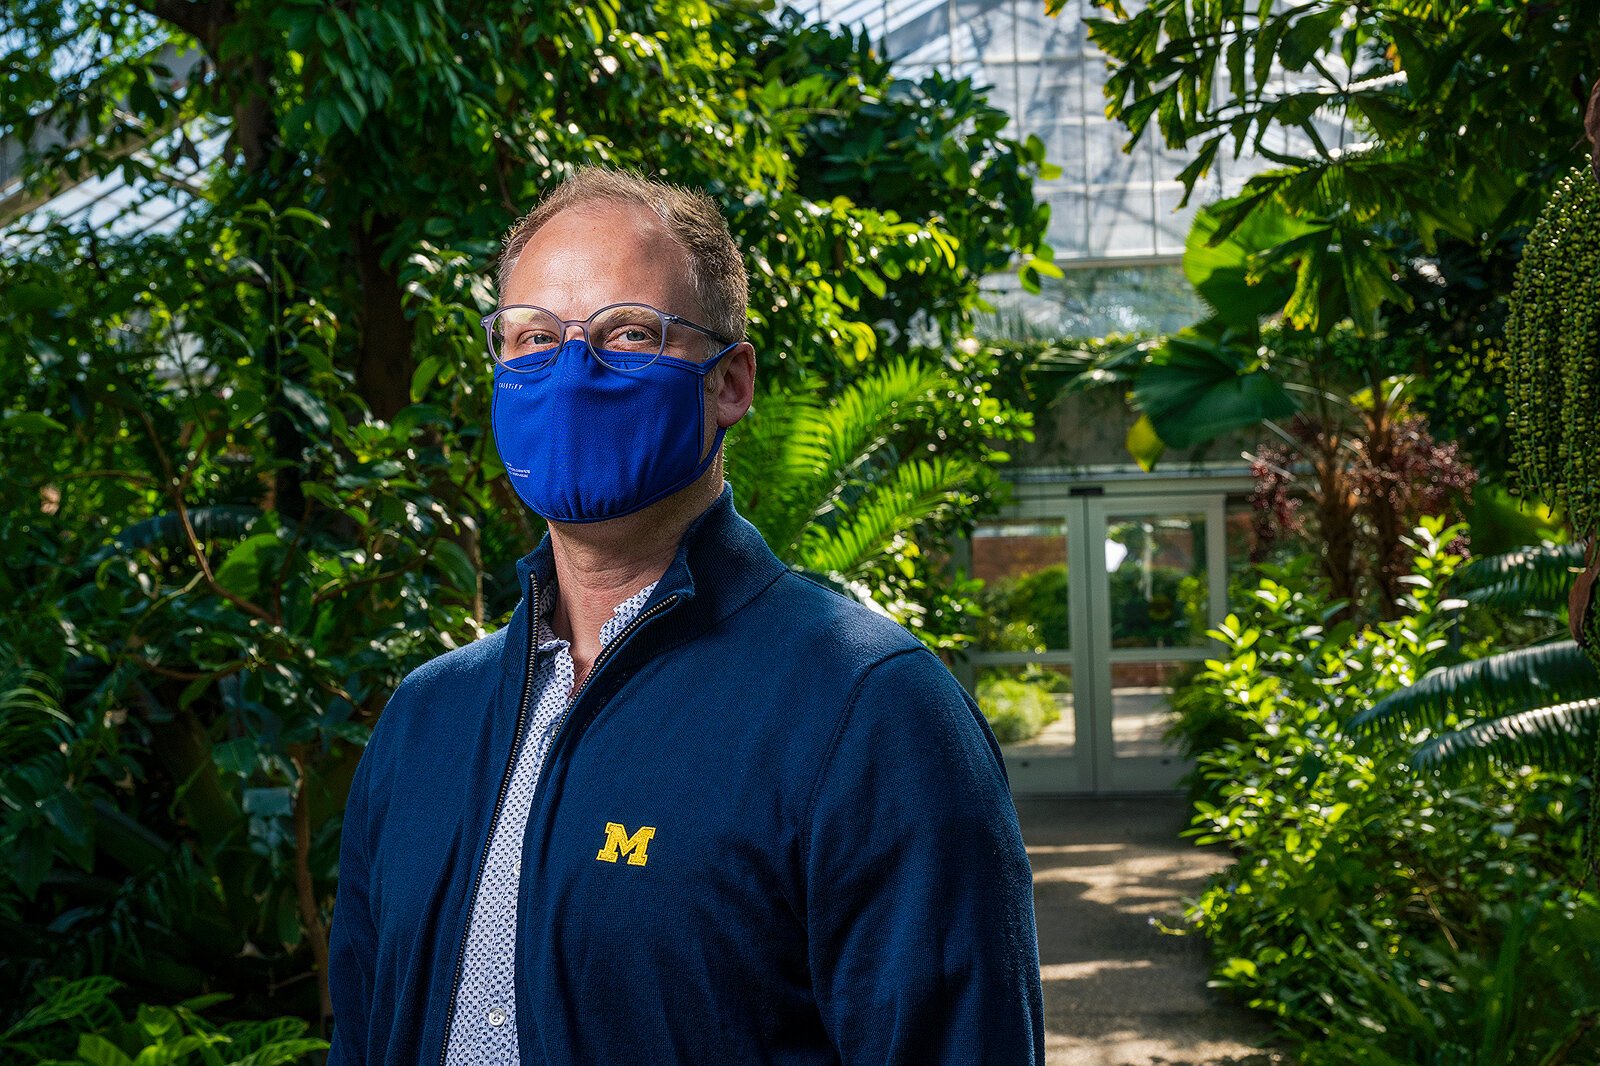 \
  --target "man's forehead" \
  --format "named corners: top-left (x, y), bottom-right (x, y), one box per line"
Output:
top-left (503, 200), bottom-right (699, 314)
top-left (534, 199), bottom-right (669, 241)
